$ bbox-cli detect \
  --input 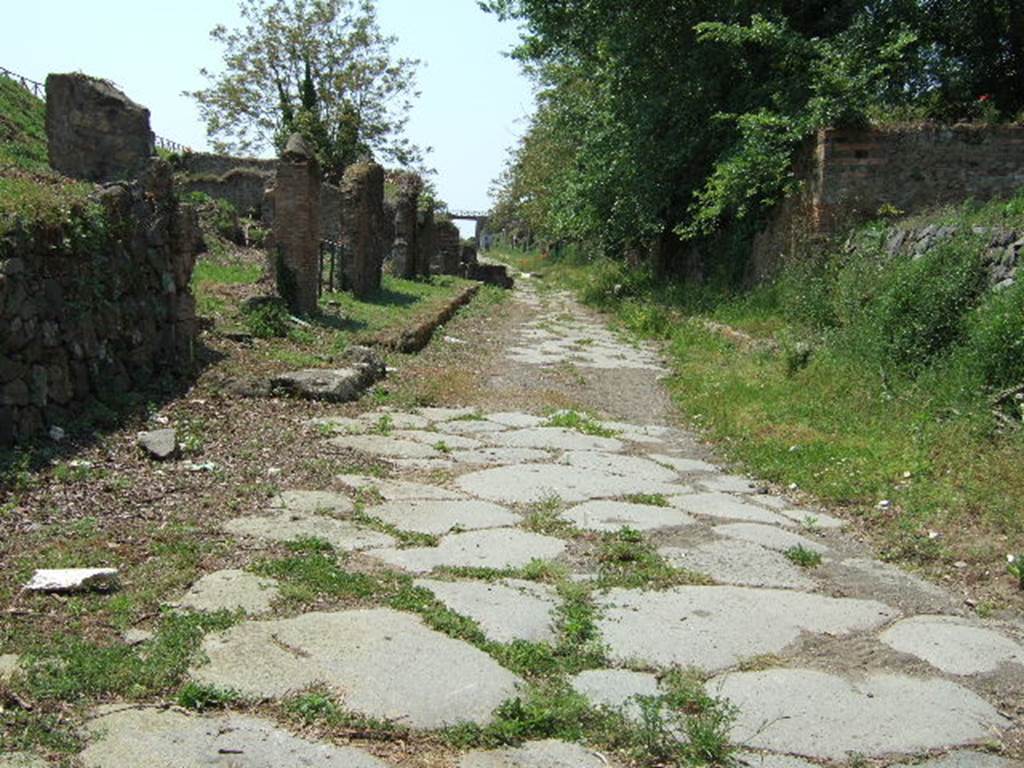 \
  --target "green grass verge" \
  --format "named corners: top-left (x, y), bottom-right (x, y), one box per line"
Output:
top-left (0, 75), bottom-right (47, 172)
